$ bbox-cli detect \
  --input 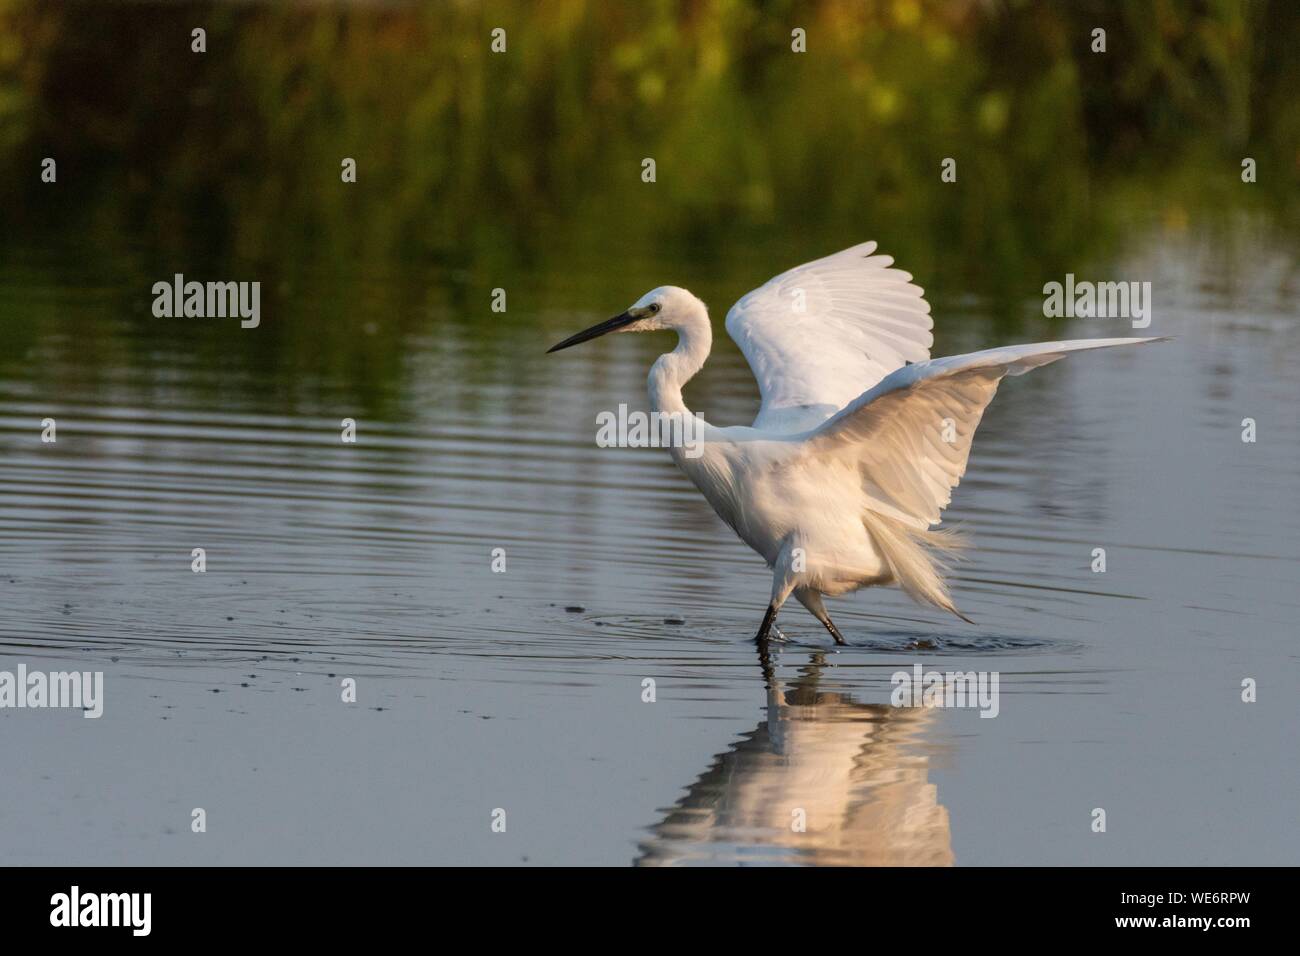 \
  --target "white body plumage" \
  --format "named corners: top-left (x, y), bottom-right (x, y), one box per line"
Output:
top-left (549, 242), bottom-right (1162, 642)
